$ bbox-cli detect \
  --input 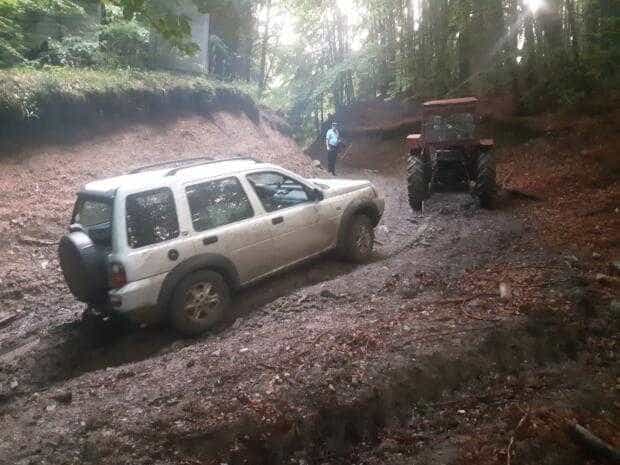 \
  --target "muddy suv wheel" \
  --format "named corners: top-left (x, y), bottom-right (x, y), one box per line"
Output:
top-left (169, 270), bottom-right (230, 336)
top-left (407, 154), bottom-right (429, 211)
top-left (475, 151), bottom-right (497, 209)
top-left (342, 214), bottom-right (375, 263)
